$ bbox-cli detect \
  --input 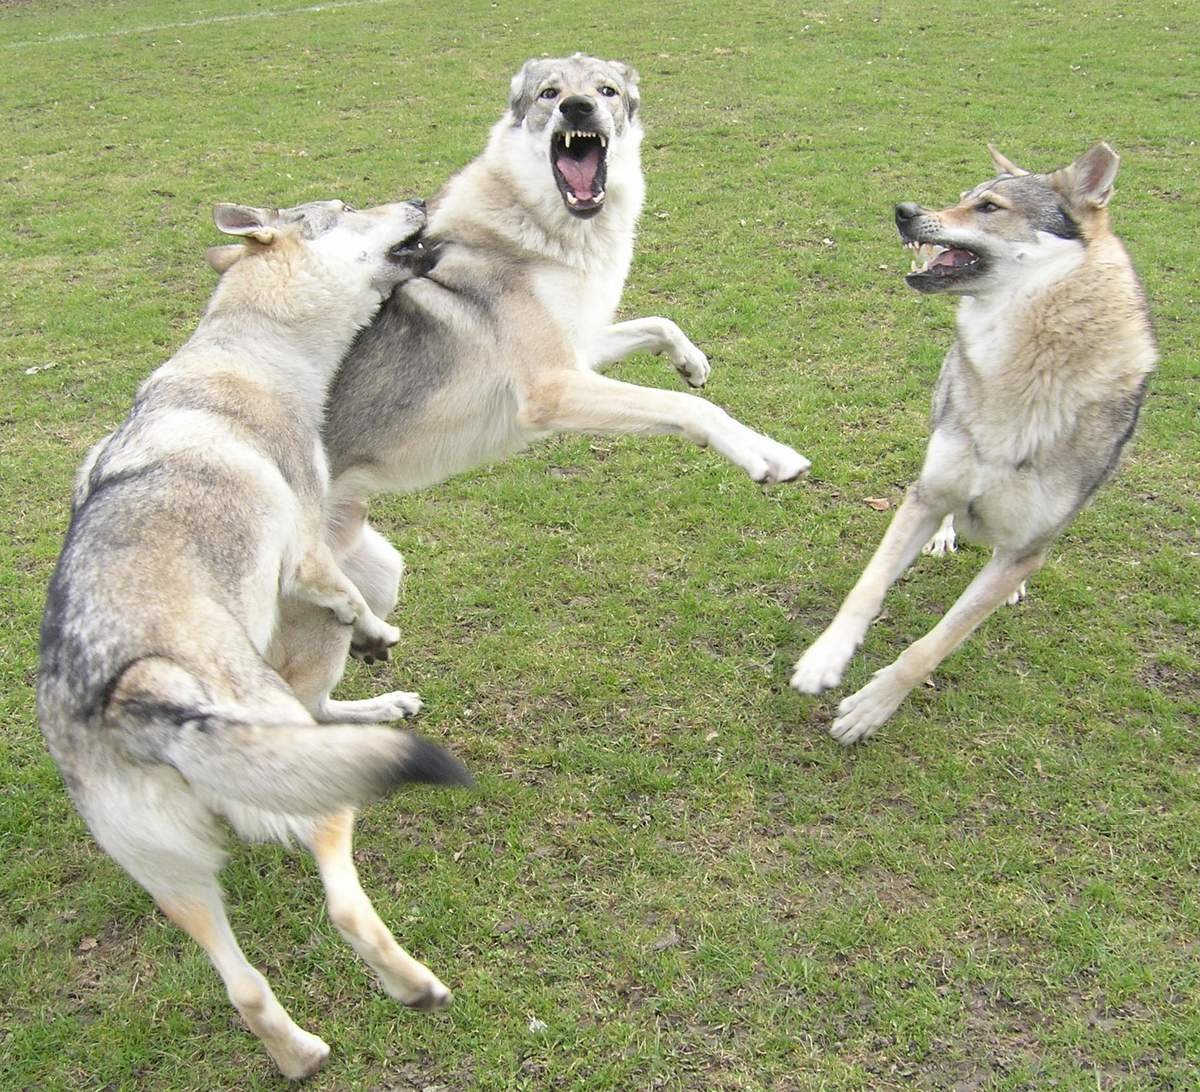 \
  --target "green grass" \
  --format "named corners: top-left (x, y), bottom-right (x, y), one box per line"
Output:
top-left (3, 1), bottom-right (1199, 1088)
